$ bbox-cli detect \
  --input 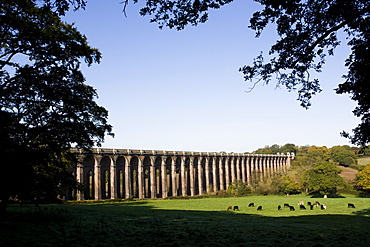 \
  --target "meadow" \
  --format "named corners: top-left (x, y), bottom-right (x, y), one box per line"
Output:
top-left (1, 195), bottom-right (370, 247)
